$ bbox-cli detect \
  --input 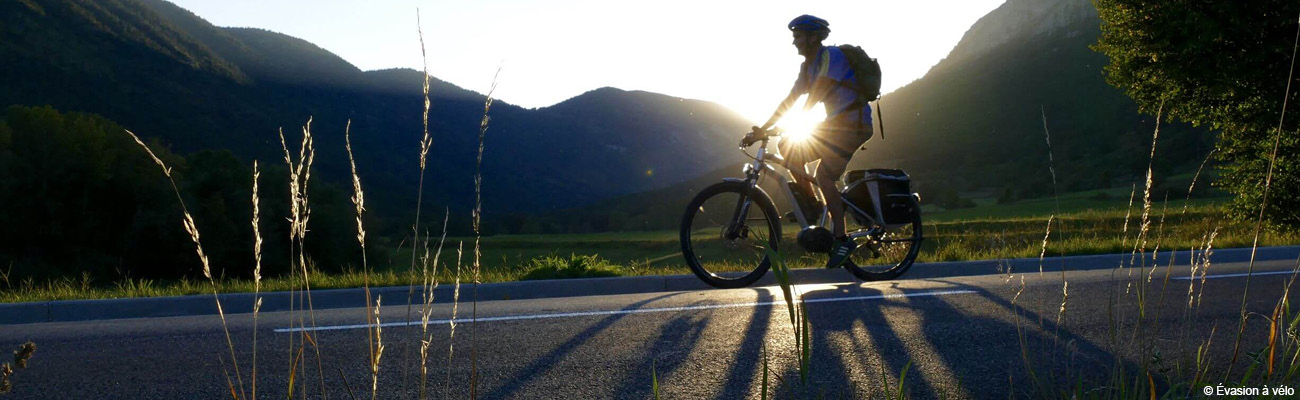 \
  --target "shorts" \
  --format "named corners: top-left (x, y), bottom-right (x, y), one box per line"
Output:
top-left (778, 121), bottom-right (872, 179)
